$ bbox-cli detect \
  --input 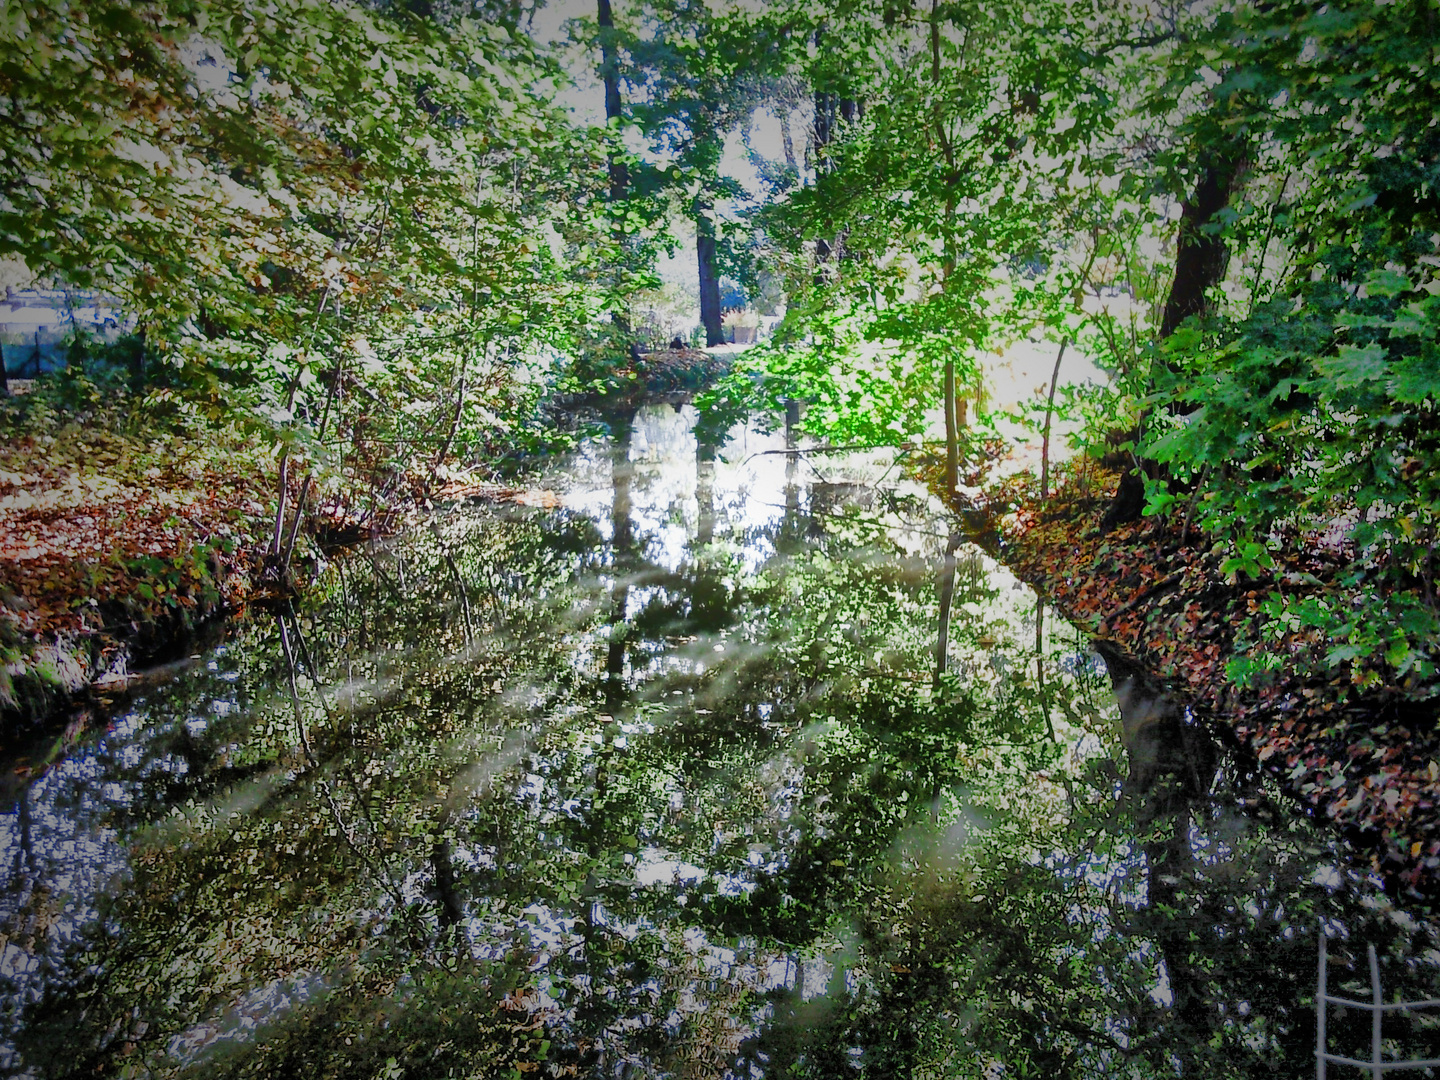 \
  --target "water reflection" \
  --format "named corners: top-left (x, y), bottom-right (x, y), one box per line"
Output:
top-left (2, 403), bottom-right (1439, 1079)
